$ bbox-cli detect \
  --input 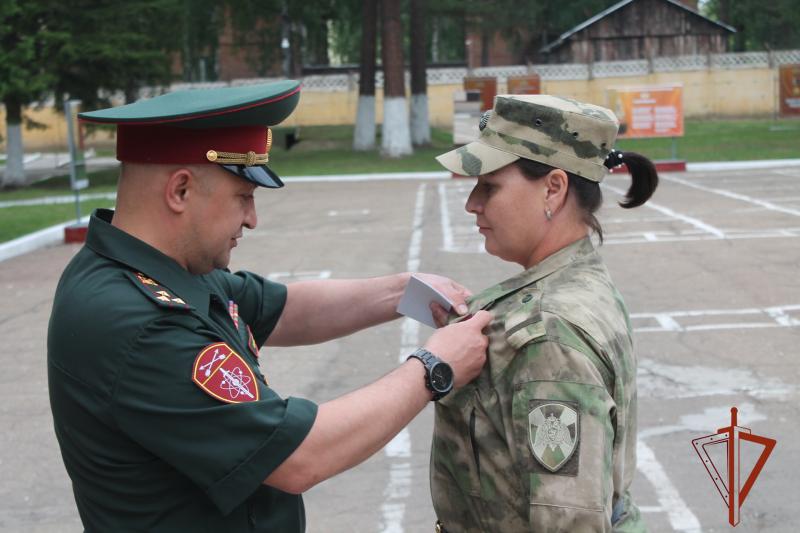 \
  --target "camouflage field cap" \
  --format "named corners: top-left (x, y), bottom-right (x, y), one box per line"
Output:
top-left (436, 94), bottom-right (619, 182)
